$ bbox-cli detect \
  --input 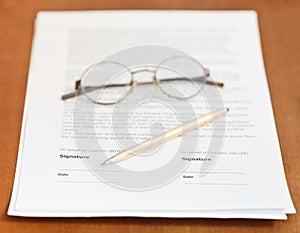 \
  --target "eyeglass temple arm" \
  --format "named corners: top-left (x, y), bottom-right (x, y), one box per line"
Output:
top-left (193, 68), bottom-right (223, 87)
top-left (158, 76), bottom-right (224, 87)
top-left (61, 80), bottom-right (82, 100)
top-left (203, 68), bottom-right (224, 87)
top-left (61, 80), bottom-right (131, 100)
top-left (204, 80), bottom-right (224, 87)
top-left (61, 92), bottom-right (78, 100)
